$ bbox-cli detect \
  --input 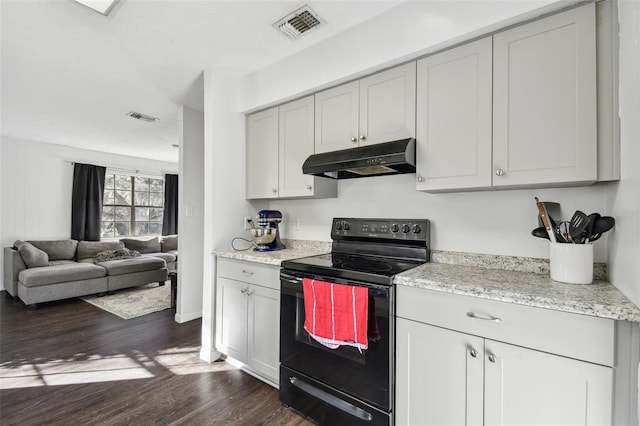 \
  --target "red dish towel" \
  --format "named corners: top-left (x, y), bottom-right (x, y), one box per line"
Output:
top-left (303, 278), bottom-right (369, 350)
